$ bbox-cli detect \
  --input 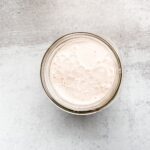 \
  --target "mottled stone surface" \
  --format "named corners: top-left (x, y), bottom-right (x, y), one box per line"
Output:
top-left (0, 0), bottom-right (150, 150)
